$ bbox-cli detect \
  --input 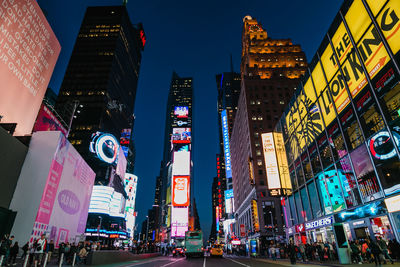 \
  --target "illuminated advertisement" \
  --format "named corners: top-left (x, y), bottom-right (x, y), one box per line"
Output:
top-left (334, 200), bottom-right (387, 223)
top-left (251, 199), bottom-right (260, 232)
top-left (385, 195), bottom-right (400, 213)
top-left (171, 206), bottom-right (188, 237)
top-left (262, 133), bottom-right (282, 190)
top-left (224, 189), bottom-right (234, 214)
top-left (221, 110), bottom-right (232, 178)
top-left (317, 170), bottom-right (346, 214)
top-left (120, 129), bottom-right (131, 157)
top-left (88, 186), bottom-right (125, 218)
top-left (240, 224), bottom-right (246, 237)
top-left (369, 131), bottom-right (400, 161)
top-left (33, 104), bottom-right (67, 136)
top-left (172, 128), bottom-right (191, 143)
top-left (10, 132), bottom-right (95, 246)
top-left (0, 0), bottom-right (61, 136)
top-left (216, 207), bottom-right (220, 232)
top-left (284, 0), bottom-right (400, 159)
top-left (174, 106), bottom-right (189, 118)
top-left (172, 151), bottom-right (190, 176)
top-left (89, 132), bottom-right (119, 164)
top-left (273, 132), bottom-right (292, 194)
top-left (172, 175), bottom-right (190, 206)
top-left (305, 216), bottom-right (333, 231)
top-left (116, 147), bottom-right (127, 178)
